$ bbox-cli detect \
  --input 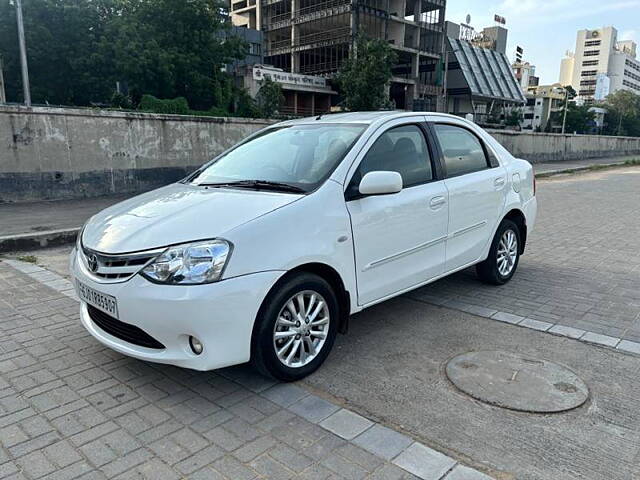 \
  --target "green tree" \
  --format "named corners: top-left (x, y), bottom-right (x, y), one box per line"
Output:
top-left (256, 77), bottom-right (284, 118)
top-left (602, 90), bottom-right (640, 137)
top-left (0, 0), bottom-right (246, 110)
top-left (550, 102), bottom-right (596, 134)
top-left (0, 0), bottom-right (114, 105)
top-left (337, 35), bottom-right (397, 111)
top-left (505, 108), bottom-right (523, 127)
top-left (100, 0), bottom-right (246, 110)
